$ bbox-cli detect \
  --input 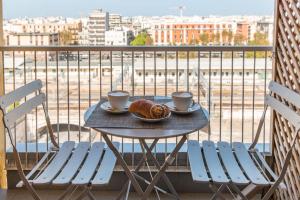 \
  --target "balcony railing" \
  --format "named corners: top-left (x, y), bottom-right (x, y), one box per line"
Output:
top-left (0, 45), bottom-right (273, 169)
